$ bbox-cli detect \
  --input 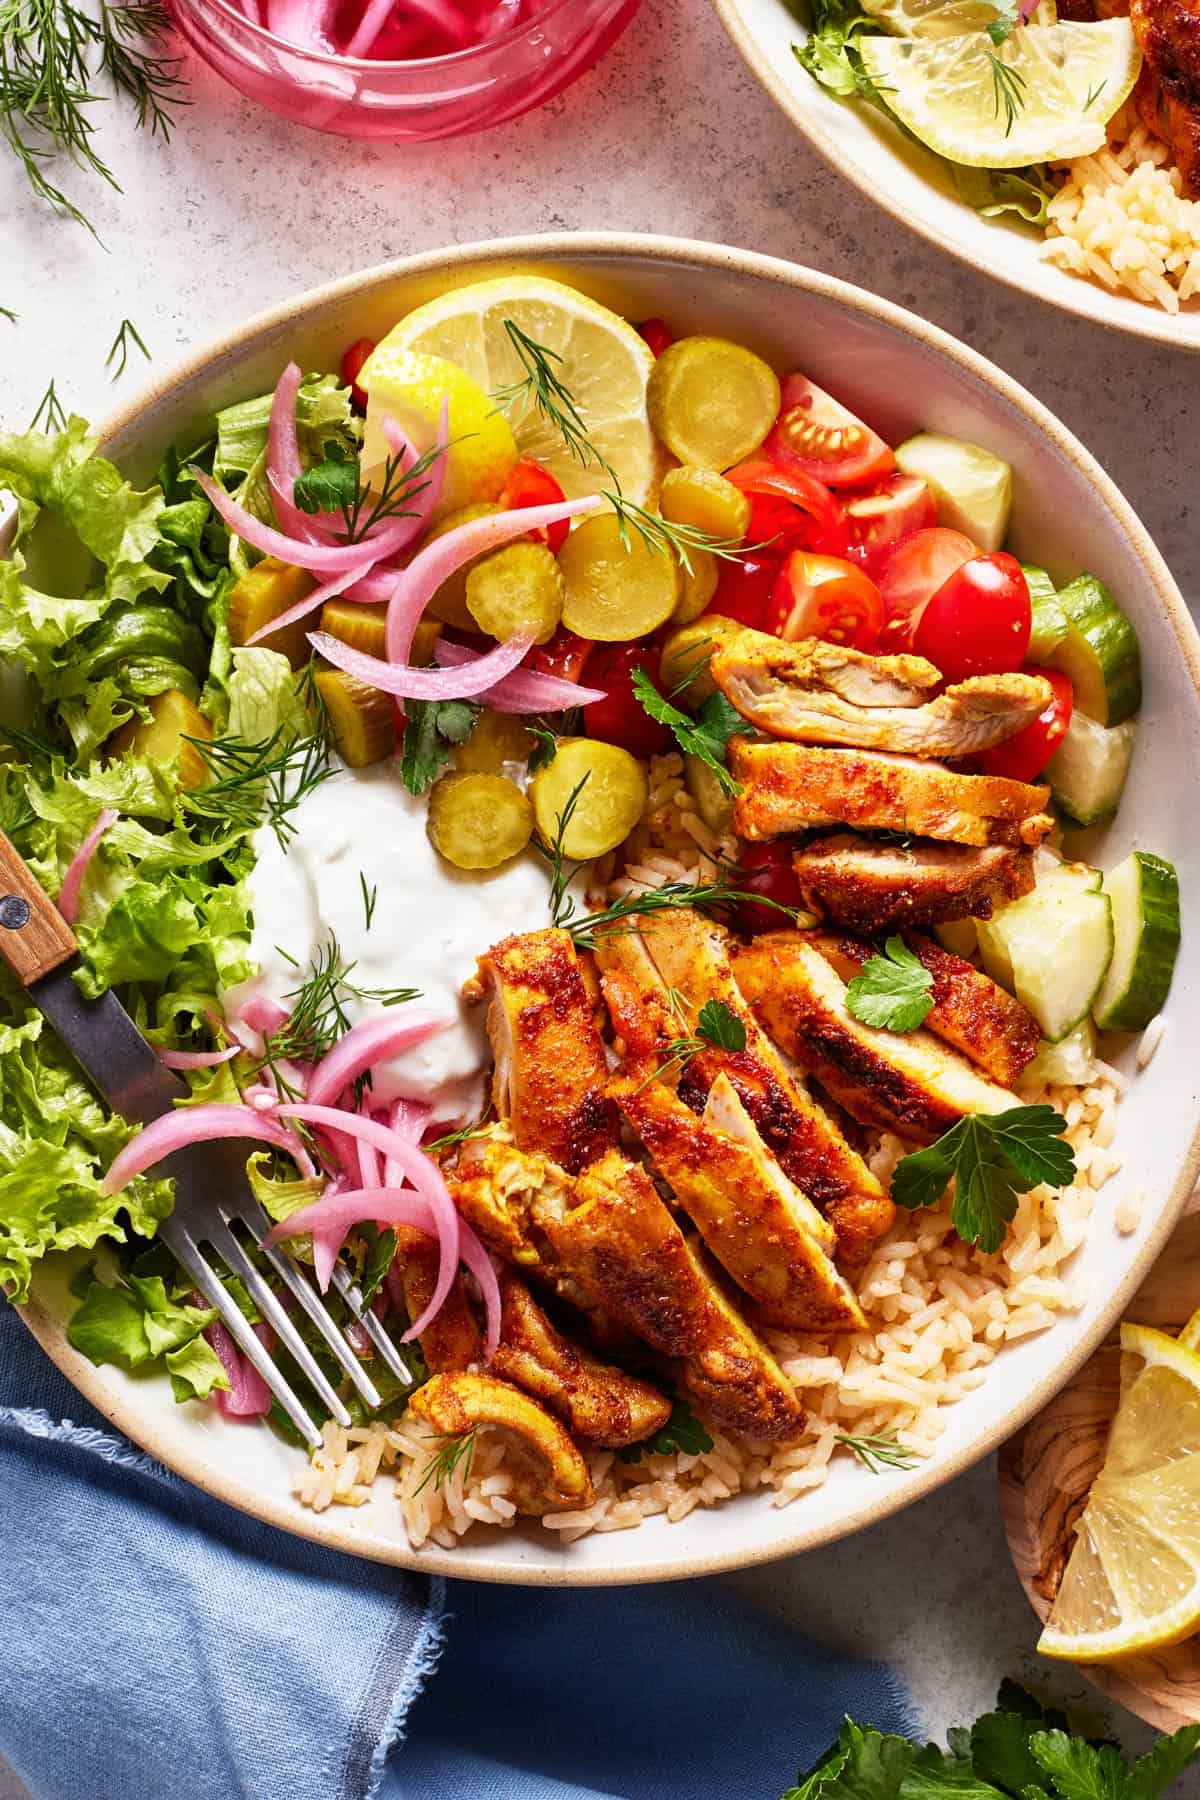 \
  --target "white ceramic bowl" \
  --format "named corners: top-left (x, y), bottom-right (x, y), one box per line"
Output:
top-left (14, 234), bottom-right (1200, 1584)
top-left (711, 0), bottom-right (1200, 350)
